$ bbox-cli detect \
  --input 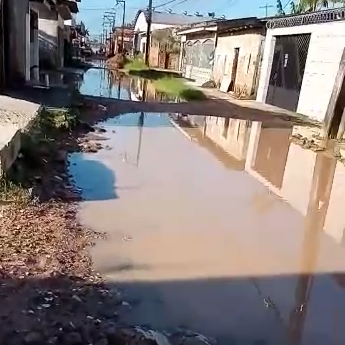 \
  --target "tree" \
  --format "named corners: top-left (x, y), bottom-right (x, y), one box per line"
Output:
top-left (277, 0), bottom-right (286, 15)
top-left (290, 0), bottom-right (345, 14)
